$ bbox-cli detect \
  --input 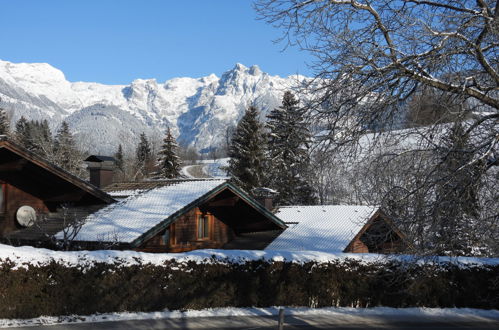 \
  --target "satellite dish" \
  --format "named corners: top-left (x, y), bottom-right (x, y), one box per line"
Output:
top-left (16, 206), bottom-right (36, 227)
